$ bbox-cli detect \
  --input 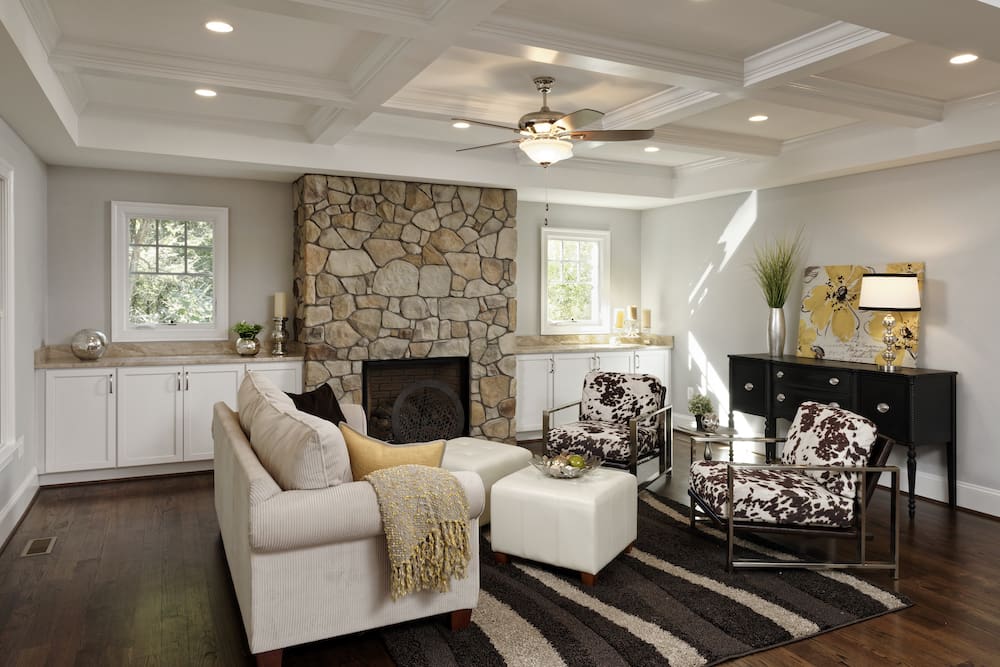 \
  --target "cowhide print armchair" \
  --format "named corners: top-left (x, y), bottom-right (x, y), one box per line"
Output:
top-left (543, 371), bottom-right (672, 488)
top-left (687, 401), bottom-right (900, 579)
